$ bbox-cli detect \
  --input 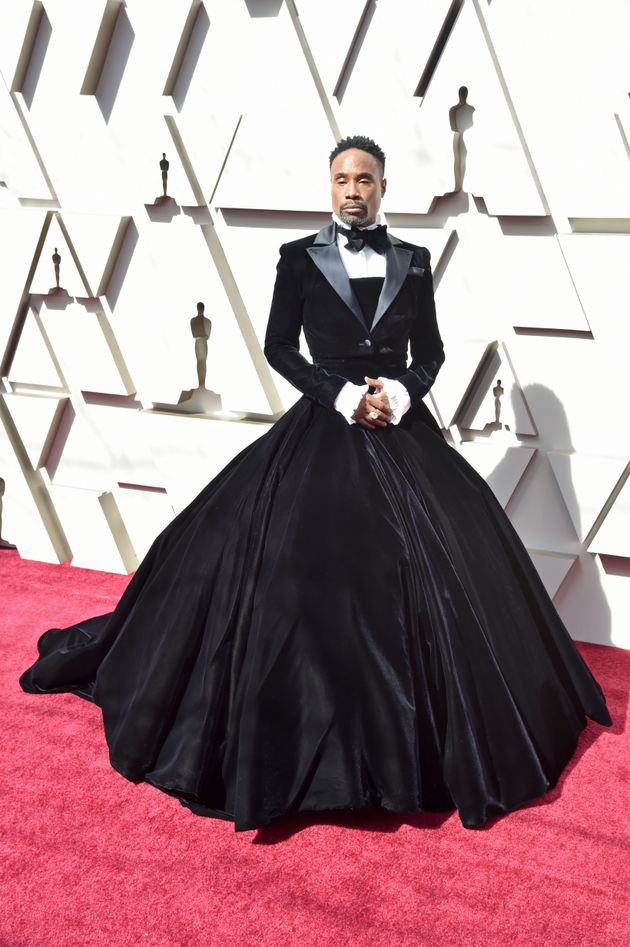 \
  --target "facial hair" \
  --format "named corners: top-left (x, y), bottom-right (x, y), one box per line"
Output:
top-left (339, 202), bottom-right (372, 227)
